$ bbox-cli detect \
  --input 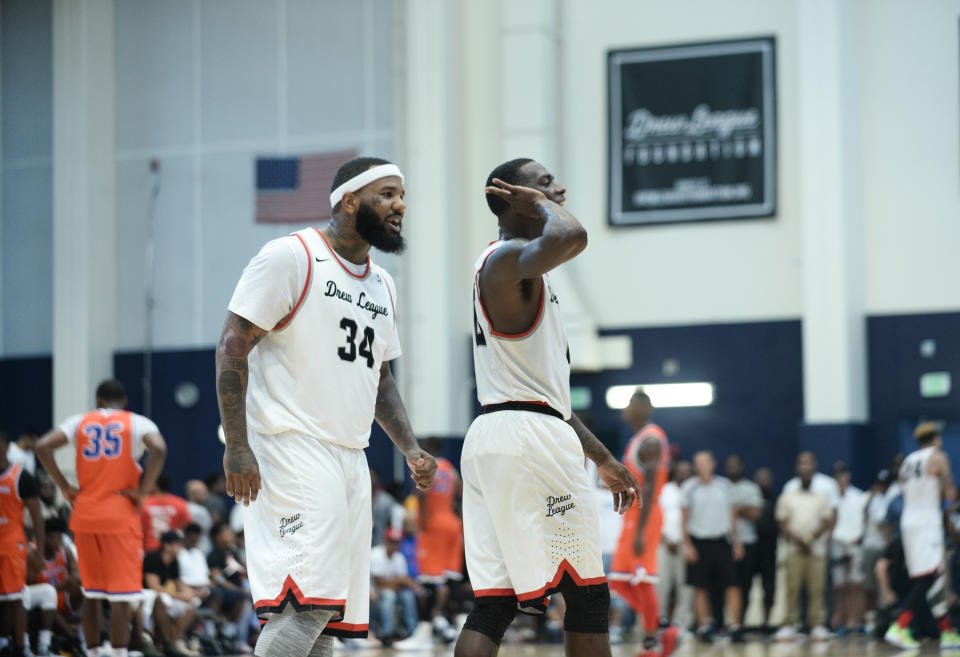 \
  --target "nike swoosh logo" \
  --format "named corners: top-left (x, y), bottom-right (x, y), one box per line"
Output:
top-left (315, 257), bottom-right (329, 262)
